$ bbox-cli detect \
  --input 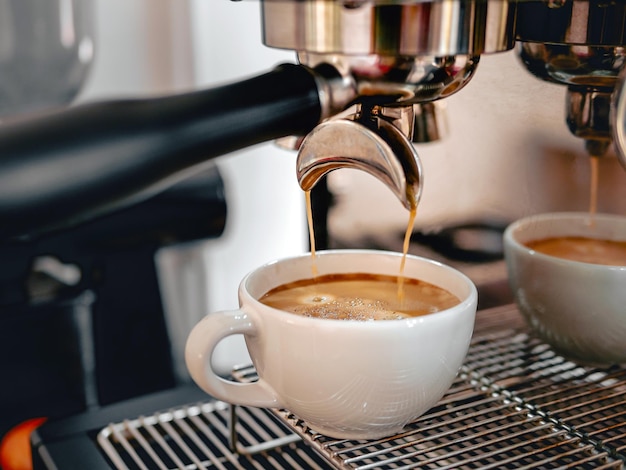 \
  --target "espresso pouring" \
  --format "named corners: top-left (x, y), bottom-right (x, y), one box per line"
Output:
top-left (275, 189), bottom-right (455, 321)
